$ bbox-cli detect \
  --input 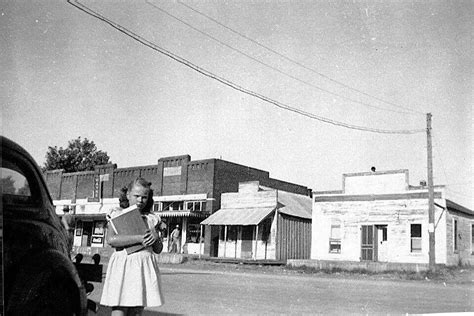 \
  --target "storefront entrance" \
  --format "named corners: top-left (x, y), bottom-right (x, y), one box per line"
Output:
top-left (241, 226), bottom-right (253, 259)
